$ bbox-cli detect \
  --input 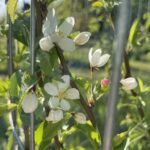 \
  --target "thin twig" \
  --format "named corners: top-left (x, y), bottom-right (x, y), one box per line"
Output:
top-left (55, 44), bottom-right (97, 128)
top-left (54, 136), bottom-right (63, 149)
top-left (8, 100), bottom-right (24, 150)
top-left (30, 0), bottom-right (36, 149)
top-left (7, 15), bottom-right (24, 150)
